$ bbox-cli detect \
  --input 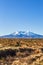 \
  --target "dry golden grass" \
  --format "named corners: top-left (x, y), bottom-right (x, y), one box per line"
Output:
top-left (0, 38), bottom-right (43, 65)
